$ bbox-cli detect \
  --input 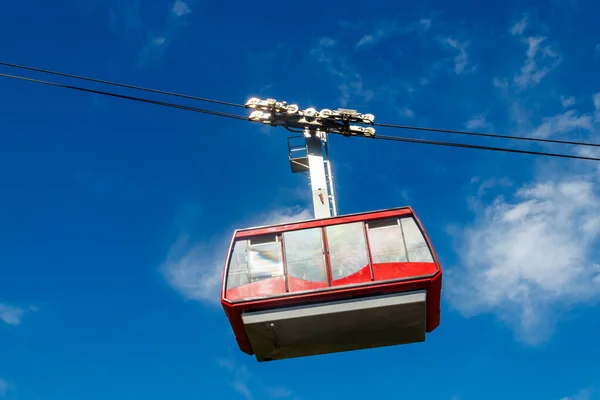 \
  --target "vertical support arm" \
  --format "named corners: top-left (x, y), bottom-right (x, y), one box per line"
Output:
top-left (304, 129), bottom-right (333, 219)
